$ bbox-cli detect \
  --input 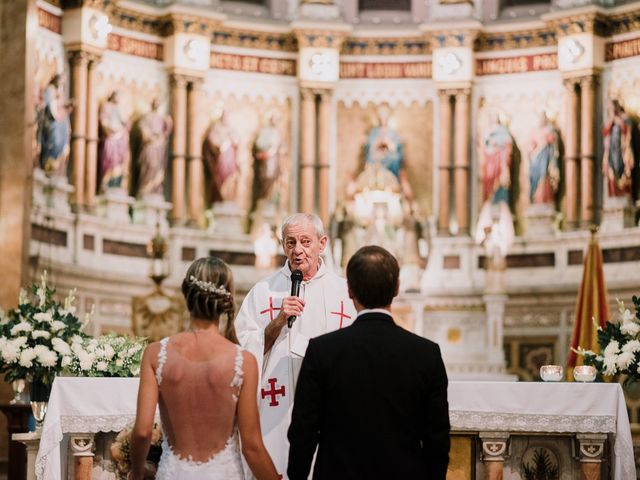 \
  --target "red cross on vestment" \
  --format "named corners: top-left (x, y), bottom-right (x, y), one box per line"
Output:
top-left (331, 300), bottom-right (351, 329)
top-left (260, 296), bottom-right (282, 322)
top-left (261, 378), bottom-right (286, 407)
